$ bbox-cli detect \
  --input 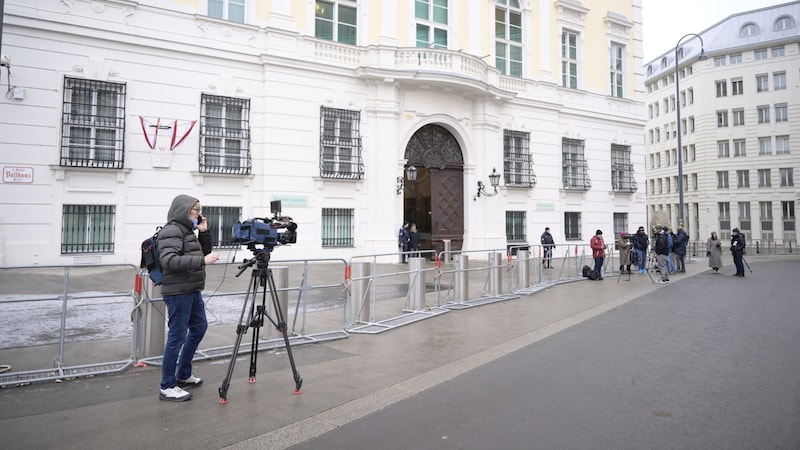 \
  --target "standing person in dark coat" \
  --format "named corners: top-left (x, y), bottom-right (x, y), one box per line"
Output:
top-left (409, 223), bottom-right (420, 258)
top-left (540, 227), bottom-right (556, 269)
top-left (398, 221), bottom-right (410, 263)
top-left (632, 226), bottom-right (649, 273)
top-left (157, 194), bottom-right (219, 402)
top-left (654, 225), bottom-right (670, 284)
top-left (674, 226), bottom-right (689, 273)
top-left (730, 227), bottom-right (746, 277)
